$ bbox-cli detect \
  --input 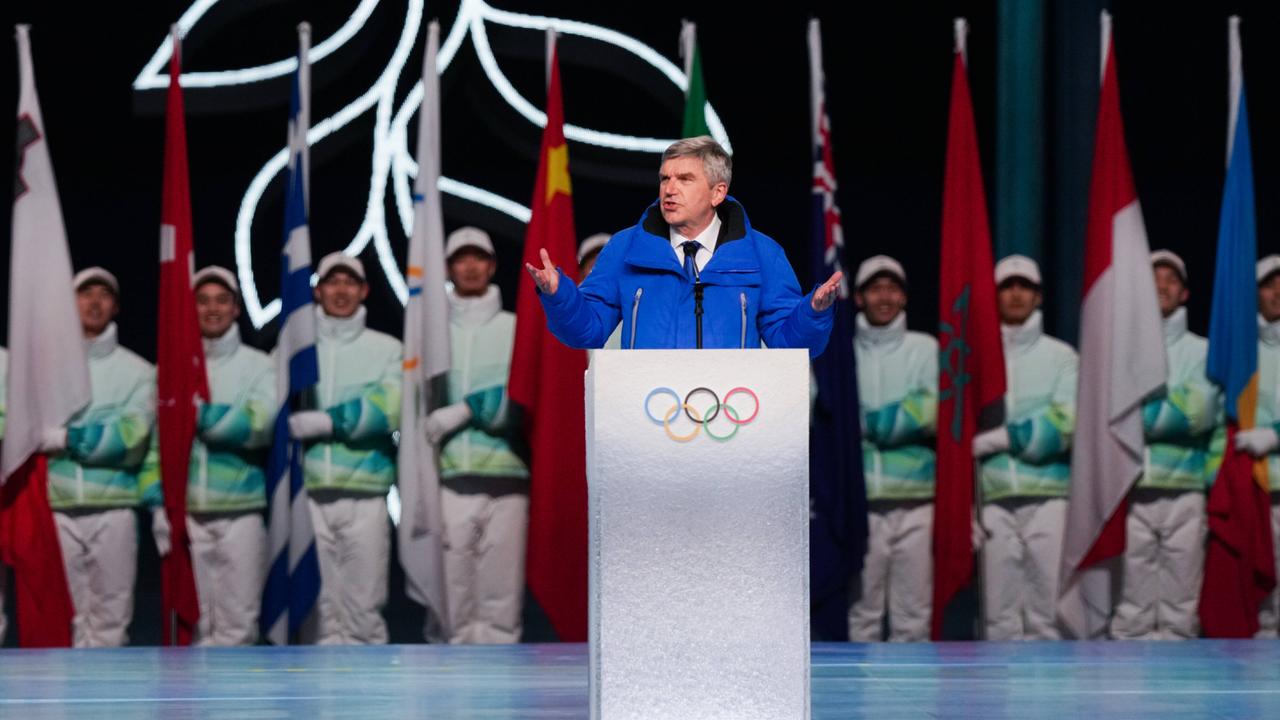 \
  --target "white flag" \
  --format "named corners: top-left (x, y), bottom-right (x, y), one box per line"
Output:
top-left (397, 19), bottom-right (452, 637)
top-left (3, 25), bottom-right (91, 482)
top-left (1057, 13), bottom-right (1167, 638)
